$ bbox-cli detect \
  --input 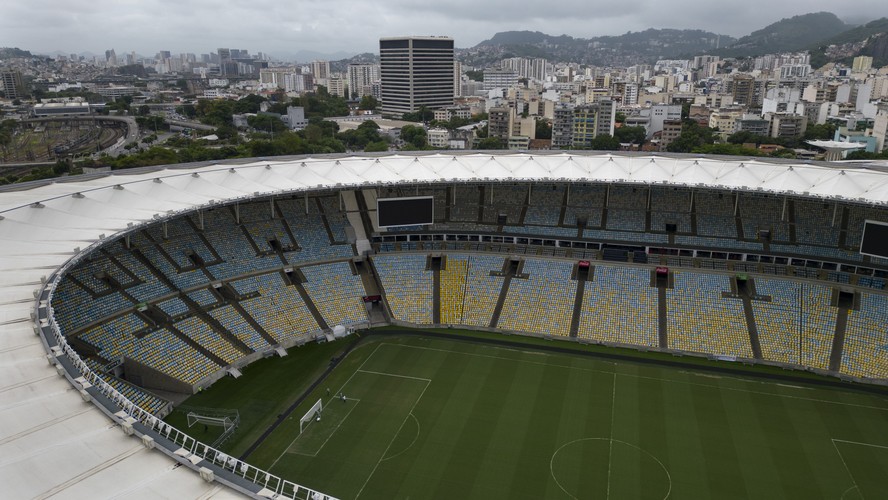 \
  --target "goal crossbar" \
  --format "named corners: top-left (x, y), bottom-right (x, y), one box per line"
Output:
top-left (187, 412), bottom-right (236, 433)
